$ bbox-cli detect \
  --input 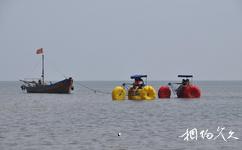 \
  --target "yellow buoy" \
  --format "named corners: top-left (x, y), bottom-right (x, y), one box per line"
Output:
top-left (112, 86), bottom-right (126, 100)
top-left (140, 86), bottom-right (156, 100)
